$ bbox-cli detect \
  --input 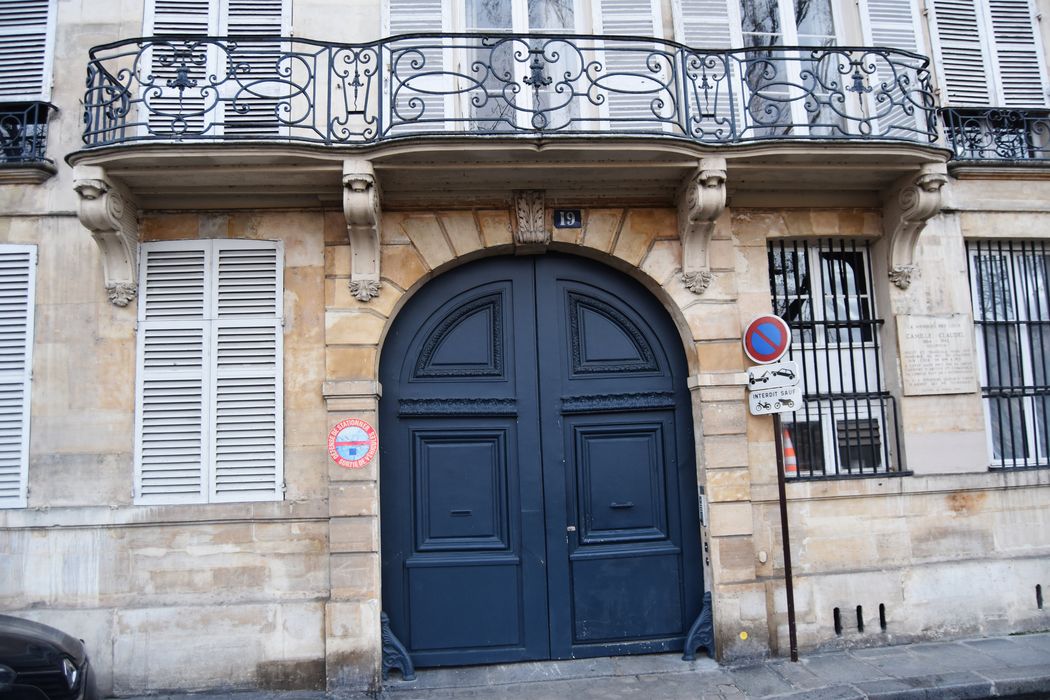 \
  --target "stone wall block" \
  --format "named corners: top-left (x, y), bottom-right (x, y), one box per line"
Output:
top-left (706, 468), bottom-right (752, 503)
top-left (325, 345), bottom-right (377, 381)
top-left (695, 340), bottom-right (747, 372)
top-left (142, 213), bottom-right (200, 241)
top-left (642, 239), bottom-right (682, 286)
top-left (701, 400), bottom-right (748, 436)
top-left (325, 311), bottom-right (386, 346)
top-left (477, 210), bottom-right (513, 247)
top-left (401, 214), bottom-right (454, 269)
top-left (380, 244), bottom-right (430, 291)
top-left (330, 552), bottom-right (380, 600)
top-left (439, 211), bottom-right (483, 256)
top-left (687, 304), bottom-right (743, 342)
top-left (703, 434), bottom-right (750, 469)
top-left (612, 209), bottom-right (665, 265)
top-left (330, 516), bottom-right (379, 553)
top-left (708, 501), bottom-right (755, 537)
top-left (330, 483), bottom-right (378, 517)
top-left (325, 245), bottom-right (351, 277)
top-left (581, 208), bottom-right (623, 253)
